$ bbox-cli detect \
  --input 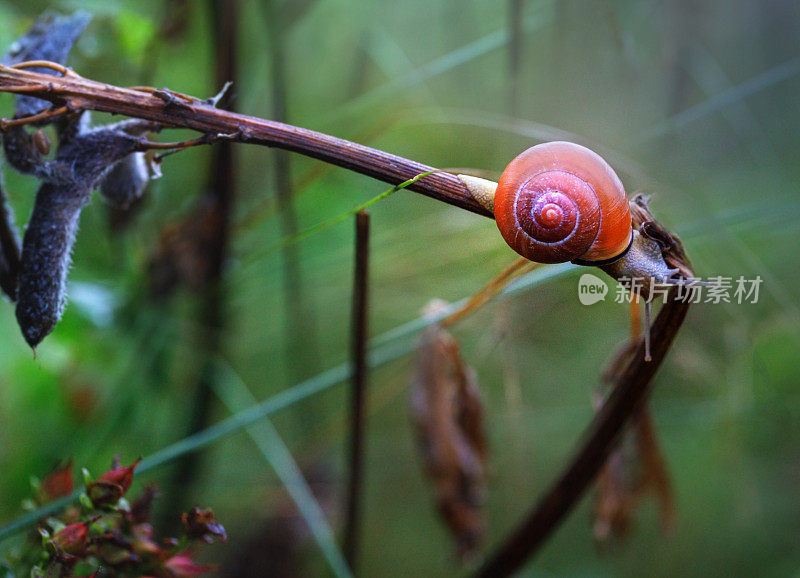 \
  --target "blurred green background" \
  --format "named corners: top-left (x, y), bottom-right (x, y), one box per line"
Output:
top-left (1, 0), bottom-right (799, 576)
